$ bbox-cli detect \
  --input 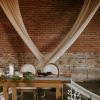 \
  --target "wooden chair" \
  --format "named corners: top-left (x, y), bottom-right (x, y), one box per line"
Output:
top-left (38, 63), bottom-right (59, 99)
top-left (17, 63), bottom-right (37, 100)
